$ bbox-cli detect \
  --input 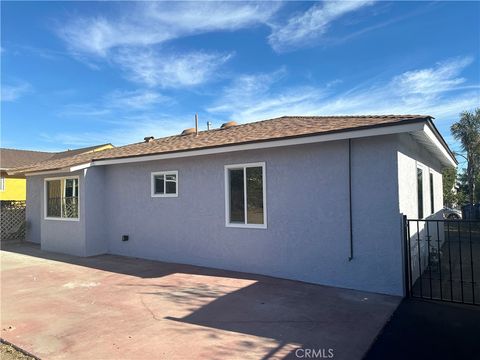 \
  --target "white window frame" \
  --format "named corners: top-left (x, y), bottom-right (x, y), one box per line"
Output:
top-left (151, 170), bottom-right (179, 198)
top-left (44, 176), bottom-right (80, 221)
top-left (416, 163), bottom-right (425, 219)
top-left (429, 170), bottom-right (435, 215)
top-left (0, 176), bottom-right (5, 192)
top-left (224, 162), bottom-right (267, 229)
